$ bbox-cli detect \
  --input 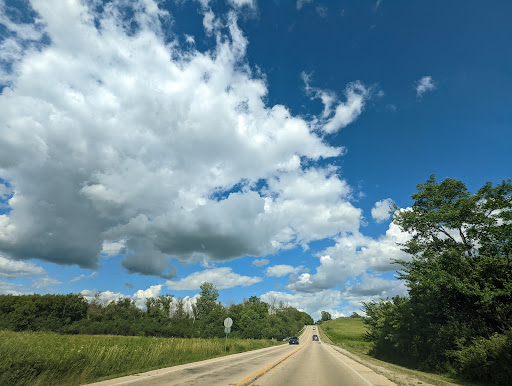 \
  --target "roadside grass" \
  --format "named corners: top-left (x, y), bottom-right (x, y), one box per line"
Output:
top-left (319, 319), bottom-right (467, 386)
top-left (0, 330), bottom-right (282, 386)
